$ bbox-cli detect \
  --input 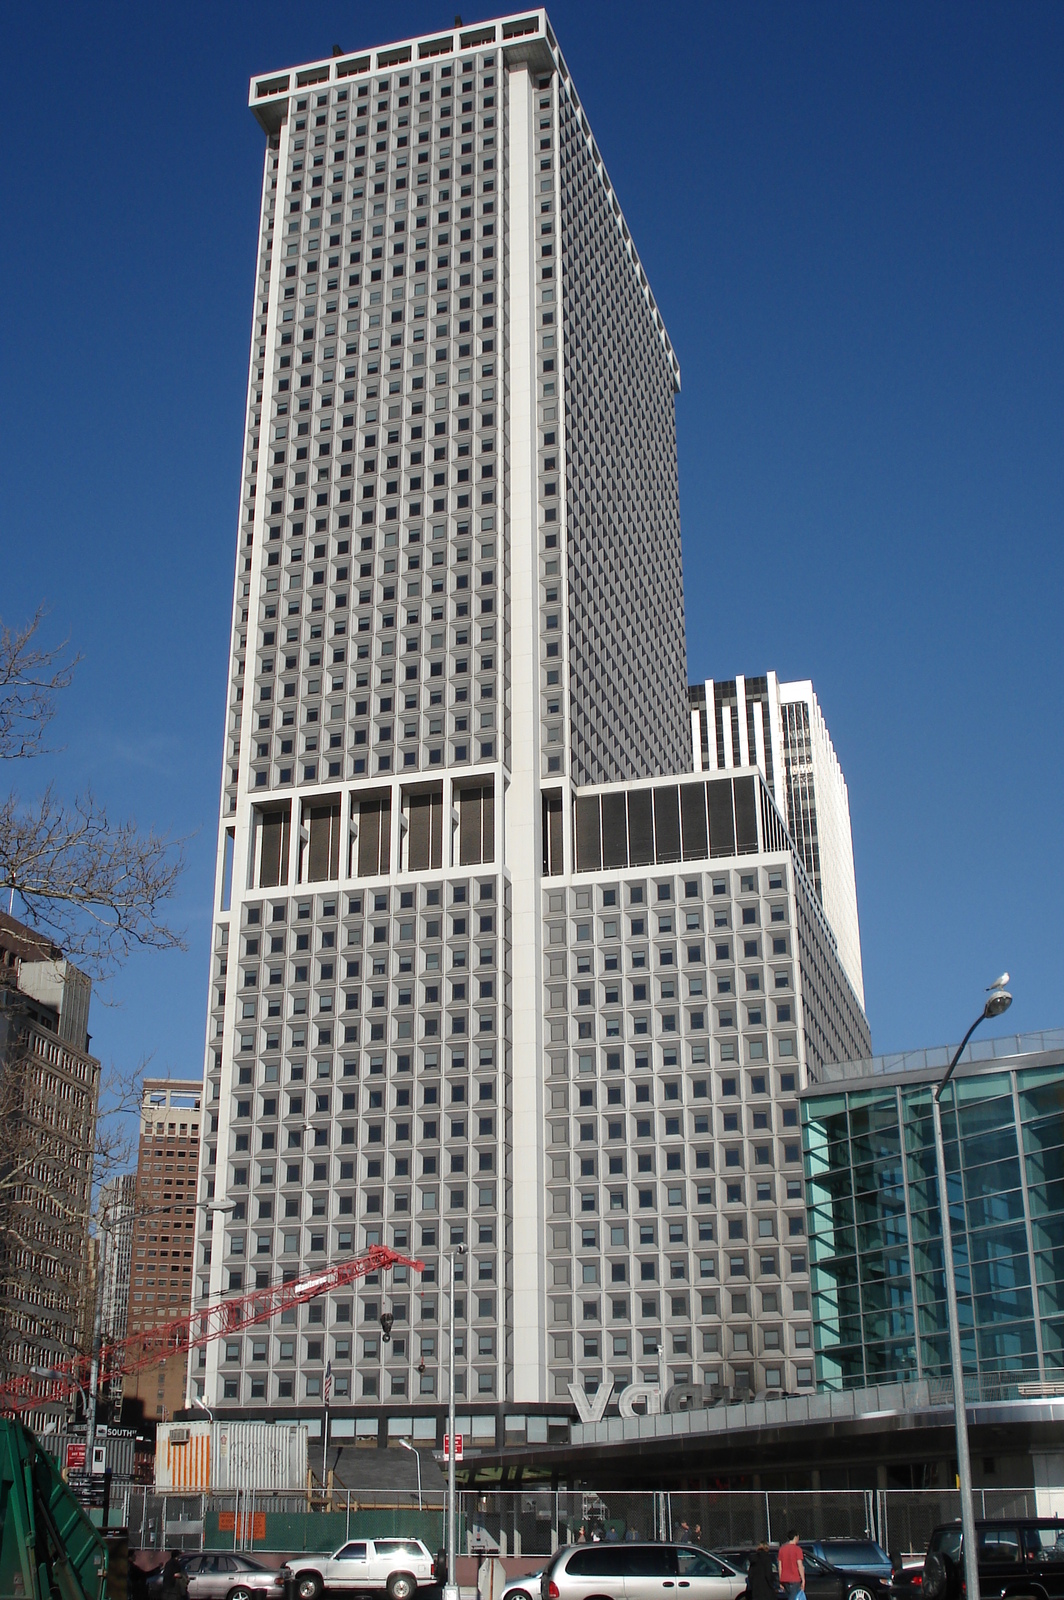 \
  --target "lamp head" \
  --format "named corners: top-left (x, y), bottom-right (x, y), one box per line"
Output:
top-left (984, 987), bottom-right (1012, 1020)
